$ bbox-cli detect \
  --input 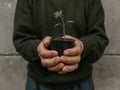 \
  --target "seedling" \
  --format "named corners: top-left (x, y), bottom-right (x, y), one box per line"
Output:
top-left (50, 10), bottom-right (74, 56)
top-left (54, 10), bottom-right (74, 38)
